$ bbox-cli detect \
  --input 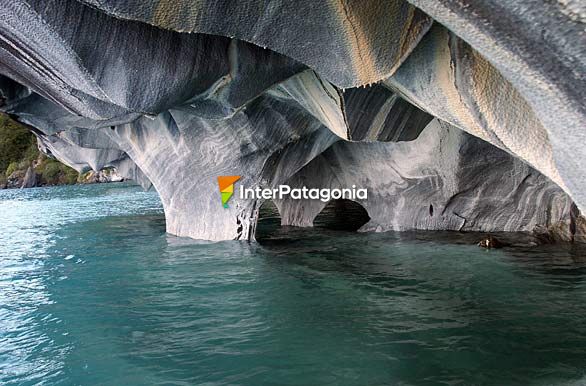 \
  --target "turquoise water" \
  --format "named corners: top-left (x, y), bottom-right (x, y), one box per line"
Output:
top-left (2, 184), bottom-right (586, 385)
